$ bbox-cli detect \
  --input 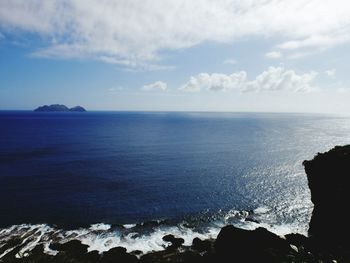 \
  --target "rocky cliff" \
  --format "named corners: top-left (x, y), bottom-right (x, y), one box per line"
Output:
top-left (303, 145), bottom-right (350, 250)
